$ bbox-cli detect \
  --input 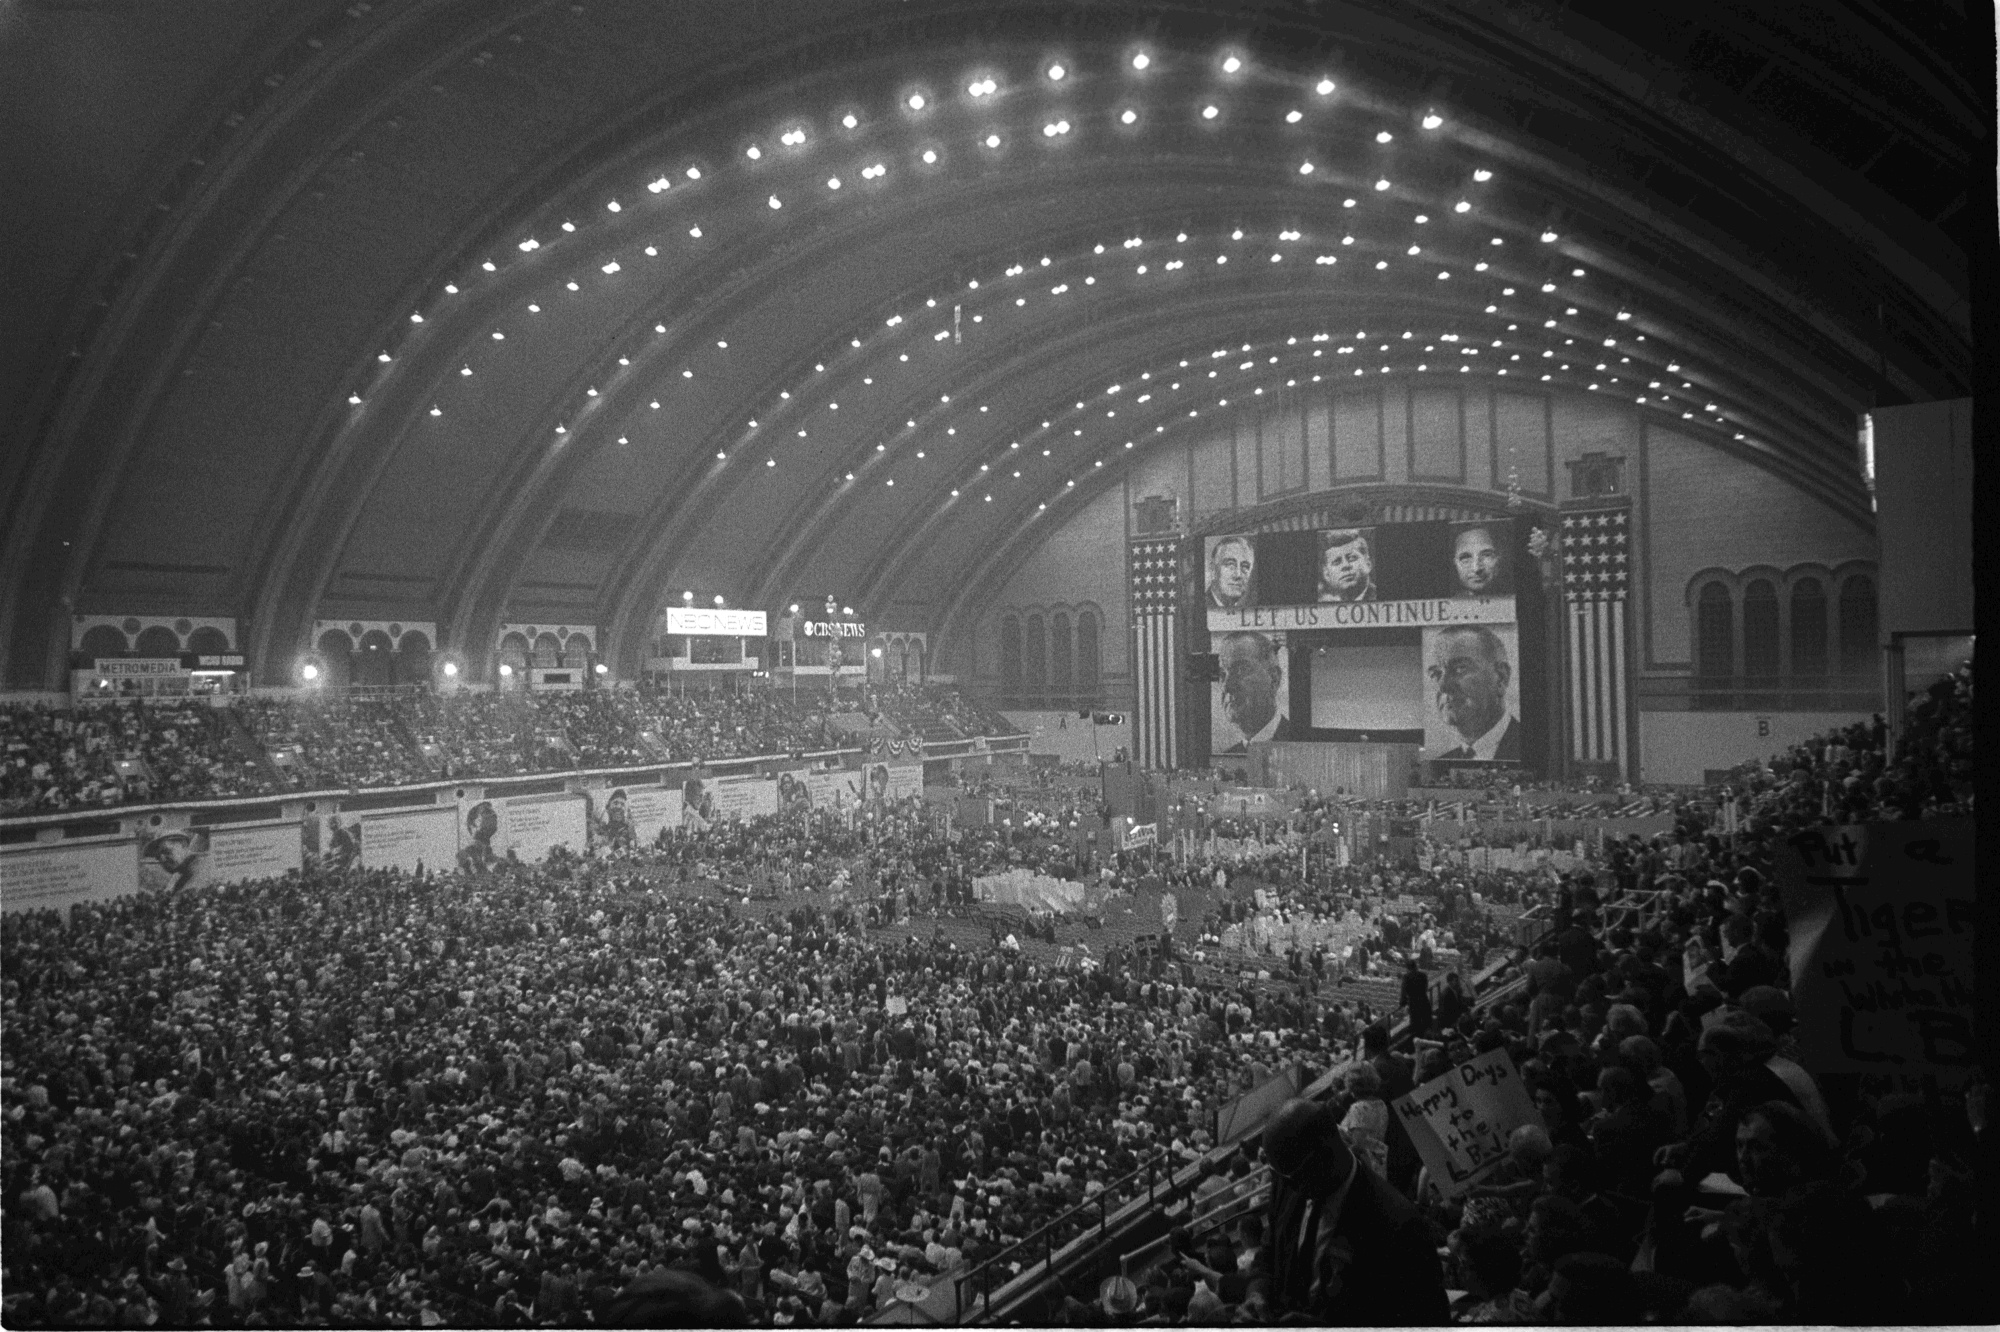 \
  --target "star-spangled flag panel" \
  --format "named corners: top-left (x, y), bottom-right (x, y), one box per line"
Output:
top-left (1128, 537), bottom-right (1183, 769)
top-left (1559, 508), bottom-right (1630, 603)
top-left (1559, 506), bottom-right (1631, 771)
